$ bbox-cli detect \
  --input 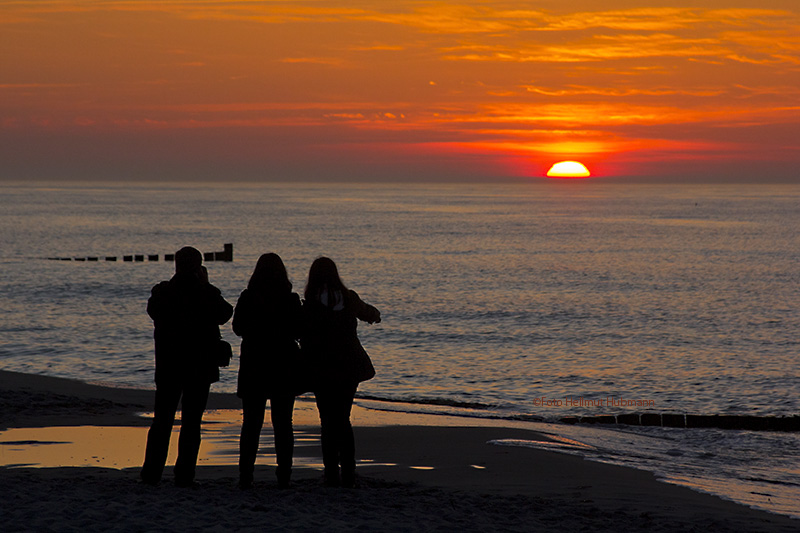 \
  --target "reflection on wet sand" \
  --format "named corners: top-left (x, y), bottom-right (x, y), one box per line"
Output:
top-left (0, 407), bottom-right (325, 470)
top-left (1, 425), bottom-right (152, 469)
top-left (0, 399), bottom-right (573, 472)
top-left (0, 399), bottom-right (453, 470)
